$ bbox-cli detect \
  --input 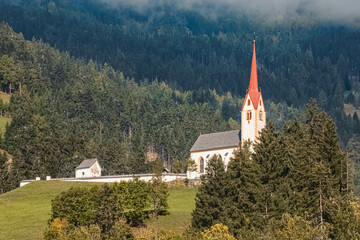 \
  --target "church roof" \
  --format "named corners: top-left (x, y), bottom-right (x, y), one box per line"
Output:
top-left (190, 130), bottom-right (240, 152)
top-left (76, 158), bottom-right (99, 170)
top-left (242, 41), bottom-right (263, 110)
